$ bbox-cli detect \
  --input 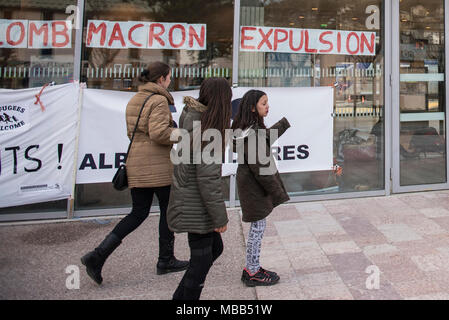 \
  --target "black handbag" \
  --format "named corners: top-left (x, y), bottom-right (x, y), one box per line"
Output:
top-left (112, 94), bottom-right (155, 191)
